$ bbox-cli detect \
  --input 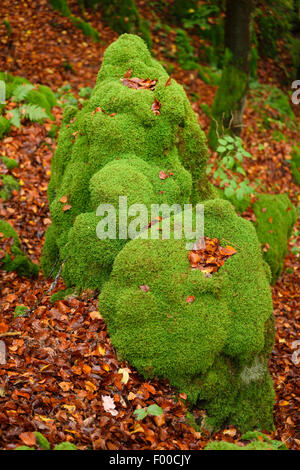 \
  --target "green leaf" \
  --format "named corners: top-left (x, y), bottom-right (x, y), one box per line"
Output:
top-left (133, 408), bottom-right (148, 420)
top-left (236, 166), bottom-right (246, 176)
top-left (14, 305), bottom-right (29, 318)
top-left (222, 156), bottom-right (234, 169)
top-left (224, 186), bottom-right (235, 198)
top-left (21, 104), bottom-right (48, 122)
top-left (216, 146), bottom-right (227, 153)
top-left (53, 442), bottom-right (78, 450)
top-left (34, 432), bottom-right (50, 450)
top-left (9, 108), bottom-right (21, 128)
top-left (147, 404), bottom-right (164, 416)
top-left (218, 138), bottom-right (228, 146)
top-left (223, 135), bottom-right (234, 143)
top-left (12, 84), bottom-right (35, 102)
top-left (236, 188), bottom-right (245, 201)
